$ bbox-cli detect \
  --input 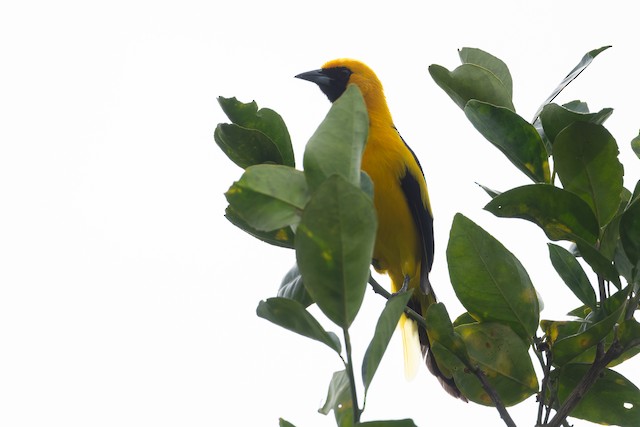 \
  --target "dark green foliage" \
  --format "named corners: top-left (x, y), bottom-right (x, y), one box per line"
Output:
top-left (256, 297), bottom-right (342, 354)
top-left (225, 164), bottom-right (308, 231)
top-left (431, 46), bottom-right (639, 426)
top-left (320, 370), bottom-right (353, 427)
top-left (539, 102), bottom-right (613, 145)
top-left (303, 85), bottom-right (368, 191)
top-left (548, 243), bottom-right (597, 309)
top-left (553, 122), bottom-right (623, 227)
top-left (485, 185), bottom-right (599, 243)
top-left (429, 48), bottom-right (515, 111)
top-left (447, 214), bottom-right (539, 341)
top-left (464, 101), bottom-right (550, 182)
top-left (553, 364), bottom-right (640, 425)
top-left (217, 96), bottom-right (294, 167)
top-left (296, 174), bottom-right (376, 328)
top-left (437, 322), bottom-right (538, 406)
top-left (278, 264), bottom-right (312, 307)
